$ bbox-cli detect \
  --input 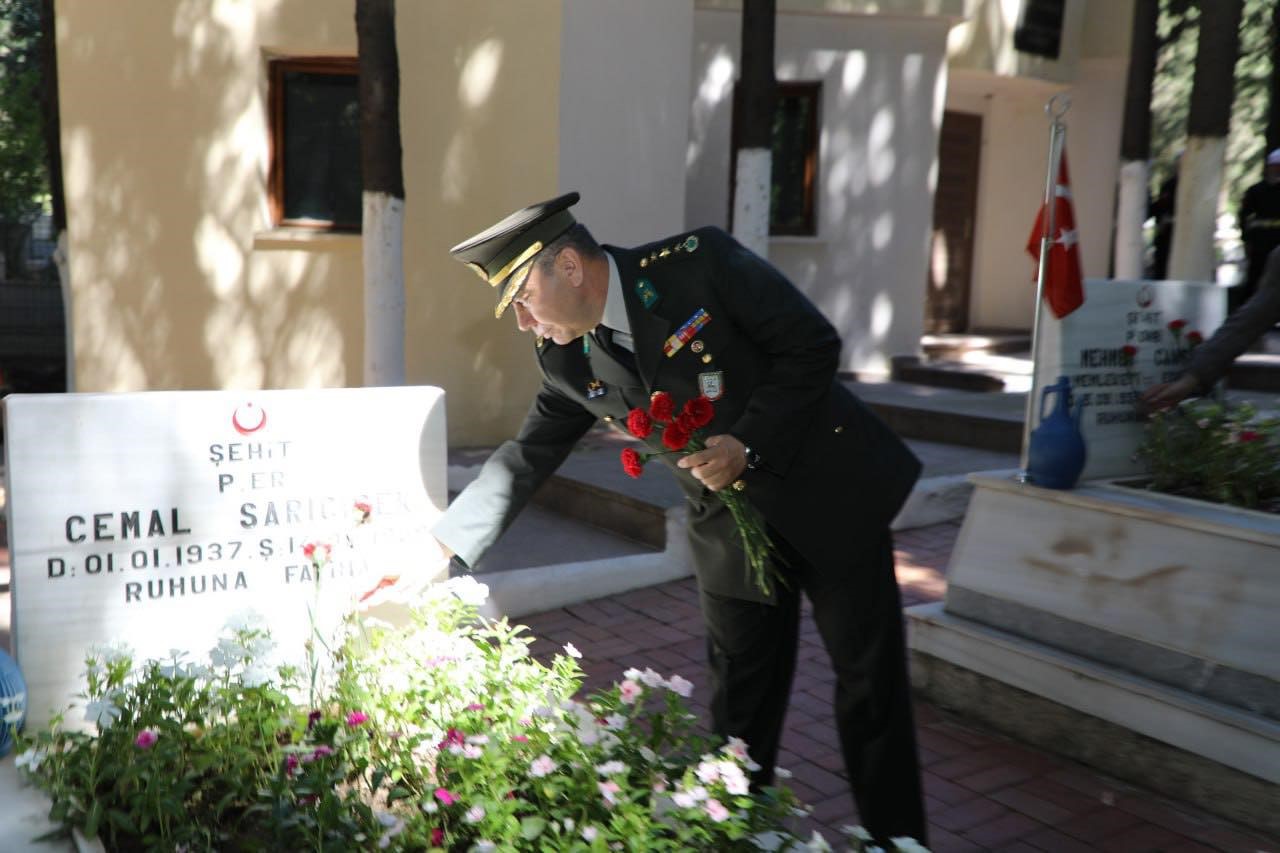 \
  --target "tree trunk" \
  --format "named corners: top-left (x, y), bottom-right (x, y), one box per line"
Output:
top-left (731, 0), bottom-right (775, 259)
top-left (1170, 0), bottom-right (1243, 282)
top-left (1114, 0), bottom-right (1158, 280)
top-left (39, 0), bottom-right (72, 390)
top-left (356, 0), bottom-right (406, 387)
